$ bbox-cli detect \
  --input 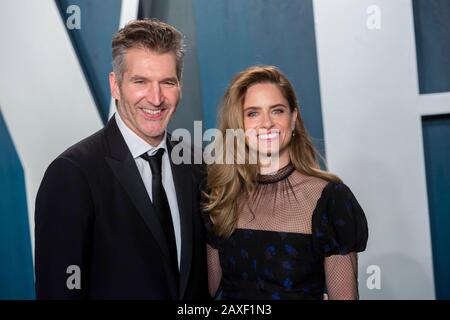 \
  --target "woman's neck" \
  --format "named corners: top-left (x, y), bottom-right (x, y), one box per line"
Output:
top-left (258, 153), bottom-right (291, 175)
